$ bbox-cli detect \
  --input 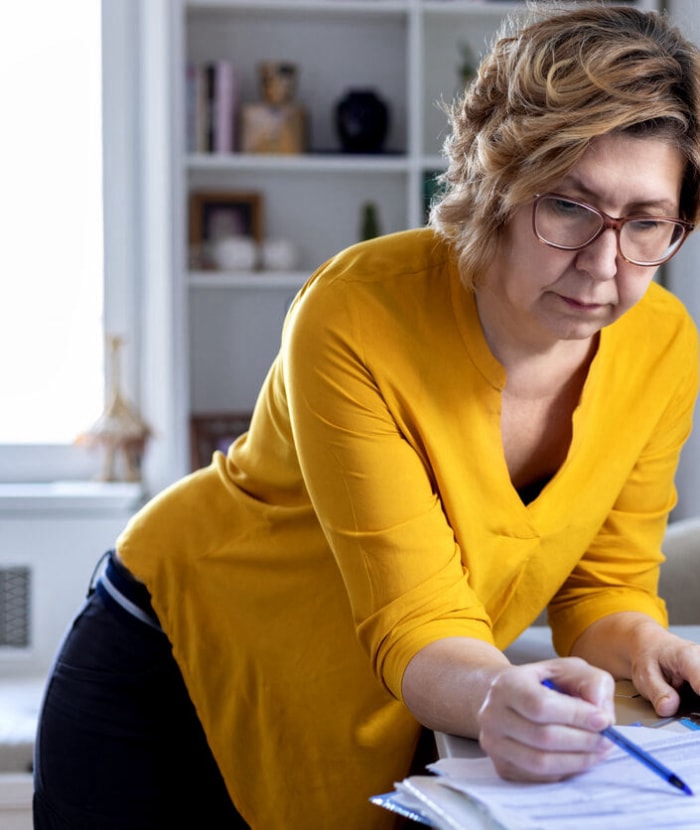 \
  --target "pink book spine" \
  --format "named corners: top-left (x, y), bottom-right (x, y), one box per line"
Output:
top-left (214, 61), bottom-right (238, 154)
